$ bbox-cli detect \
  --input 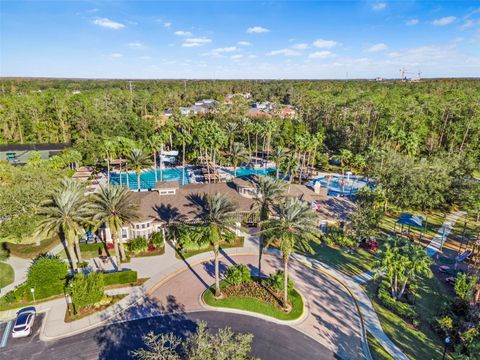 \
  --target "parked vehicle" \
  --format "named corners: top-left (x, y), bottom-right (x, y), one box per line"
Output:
top-left (11, 307), bottom-right (36, 338)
